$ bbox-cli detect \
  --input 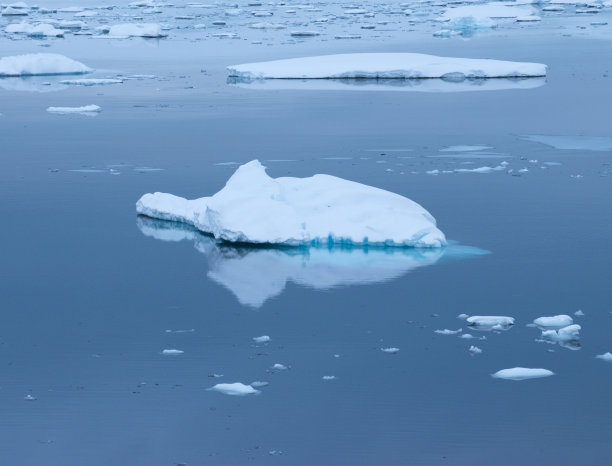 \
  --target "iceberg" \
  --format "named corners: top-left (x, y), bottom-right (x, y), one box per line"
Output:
top-left (596, 352), bottom-right (612, 362)
top-left (5, 22), bottom-right (64, 37)
top-left (208, 383), bottom-right (259, 396)
top-left (137, 160), bottom-right (446, 247)
top-left (136, 216), bottom-right (487, 307)
top-left (0, 53), bottom-right (92, 77)
top-left (539, 324), bottom-right (581, 350)
top-left (227, 53), bottom-right (546, 80)
top-left (466, 316), bottom-right (515, 330)
top-left (533, 315), bottom-right (573, 329)
top-left (108, 23), bottom-right (167, 38)
top-left (492, 367), bottom-right (554, 381)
